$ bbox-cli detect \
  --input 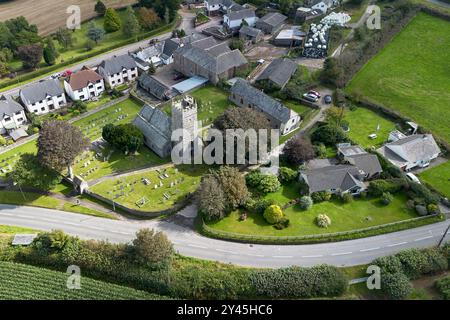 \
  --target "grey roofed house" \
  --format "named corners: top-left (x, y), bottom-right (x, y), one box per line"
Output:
top-left (255, 58), bottom-right (298, 89)
top-left (337, 144), bottom-right (366, 158)
top-left (20, 79), bottom-right (64, 105)
top-left (0, 95), bottom-right (24, 118)
top-left (347, 153), bottom-right (383, 178)
top-left (255, 12), bottom-right (287, 34)
top-left (138, 73), bottom-right (173, 101)
top-left (300, 165), bottom-right (366, 194)
top-left (133, 105), bottom-right (172, 158)
top-left (230, 78), bottom-right (293, 123)
top-left (98, 54), bottom-right (137, 77)
top-left (161, 38), bottom-right (181, 60)
top-left (226, 8), bottom-right (256, 21)
top-left (240, 25), bottom-right (263, 38)
top-left (377, 134), bottom-right (441, 170)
